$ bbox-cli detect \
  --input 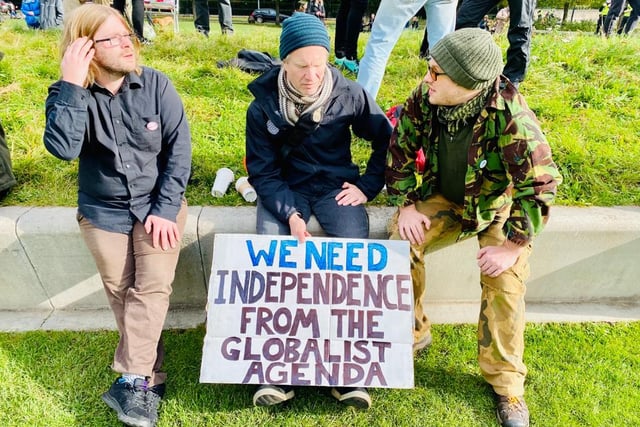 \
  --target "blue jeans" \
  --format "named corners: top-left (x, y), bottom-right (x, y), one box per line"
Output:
top-left (357, 0), bottom-right (457, 99)
top-left (256, 188), bottom-right (369, 238)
